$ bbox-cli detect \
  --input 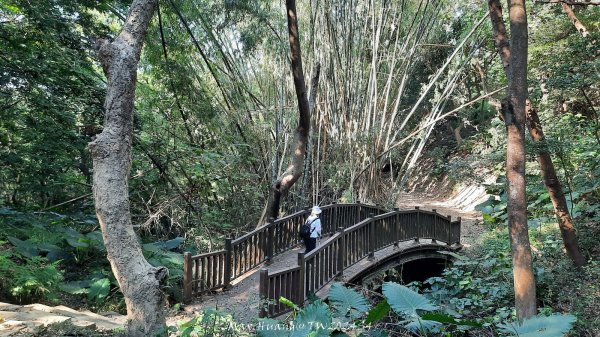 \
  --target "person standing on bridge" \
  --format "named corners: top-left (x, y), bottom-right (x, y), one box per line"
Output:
top-left (303, 206), bottom-right (322, 253)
